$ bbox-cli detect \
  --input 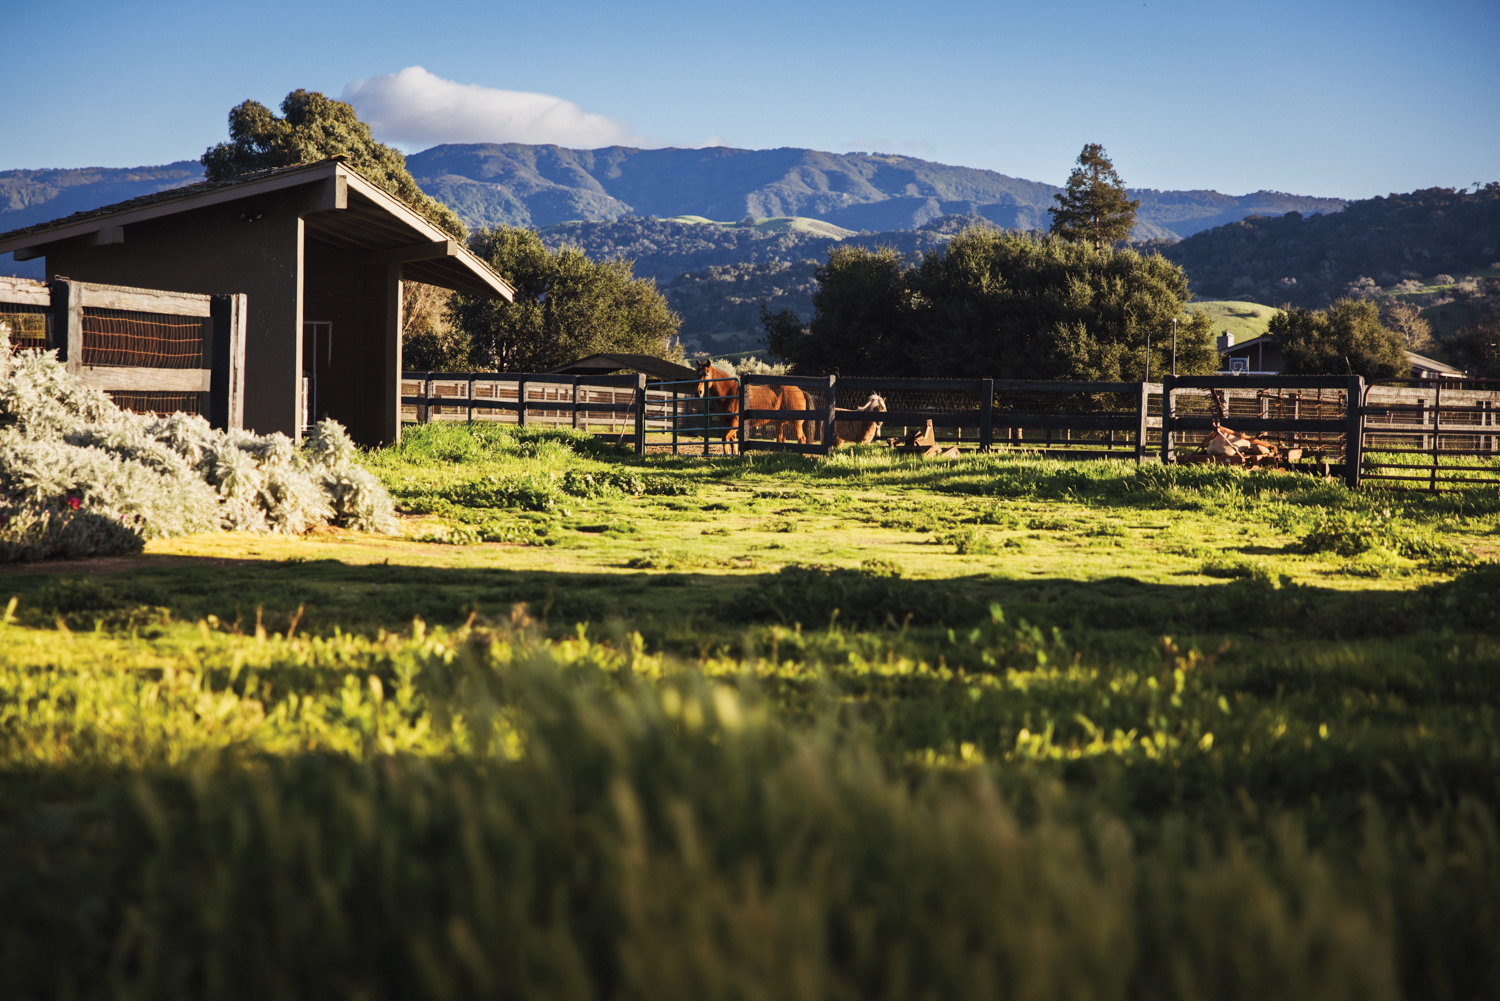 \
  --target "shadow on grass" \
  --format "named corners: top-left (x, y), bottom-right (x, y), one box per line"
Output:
top-left (0, 551), bottom-right (1474, 649)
